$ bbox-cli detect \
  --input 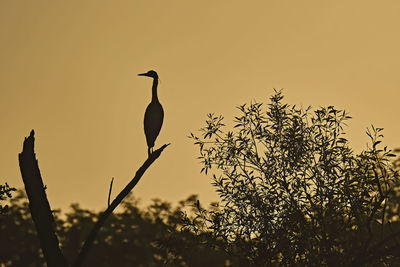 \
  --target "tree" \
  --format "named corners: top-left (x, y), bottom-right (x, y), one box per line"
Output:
top-left (0, 190), bottom-right (230, 266)
top-left (0, 190), bottom-right (44, 266)
top-left (189, 90), bottom-right (400, 266)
